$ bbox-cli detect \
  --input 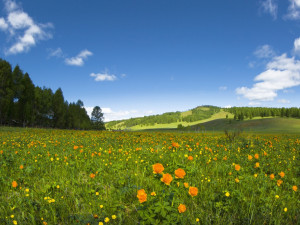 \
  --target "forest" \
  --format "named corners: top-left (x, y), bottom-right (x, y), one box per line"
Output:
top-left (0, 58), bottom-right (105, 130)
top-left (225, 107), bottom-right (300, 120)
